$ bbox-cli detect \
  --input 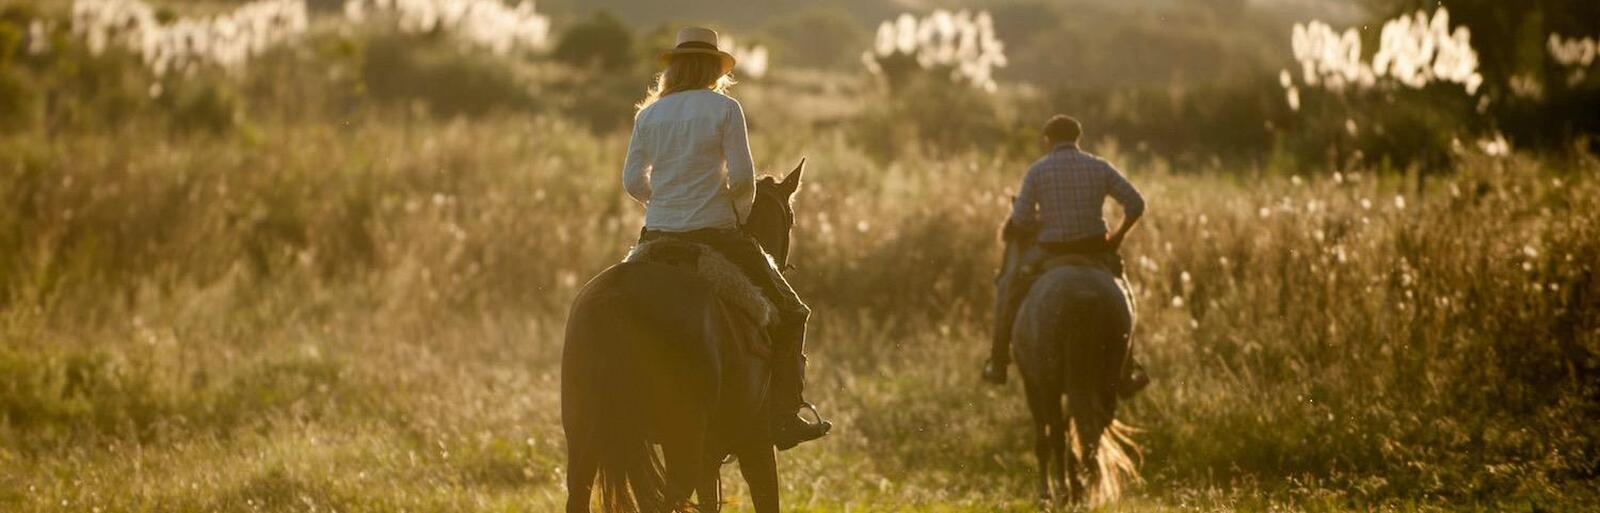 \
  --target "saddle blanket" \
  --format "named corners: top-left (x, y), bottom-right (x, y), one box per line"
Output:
top-left (623, 239), bottom-right (778, 327)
